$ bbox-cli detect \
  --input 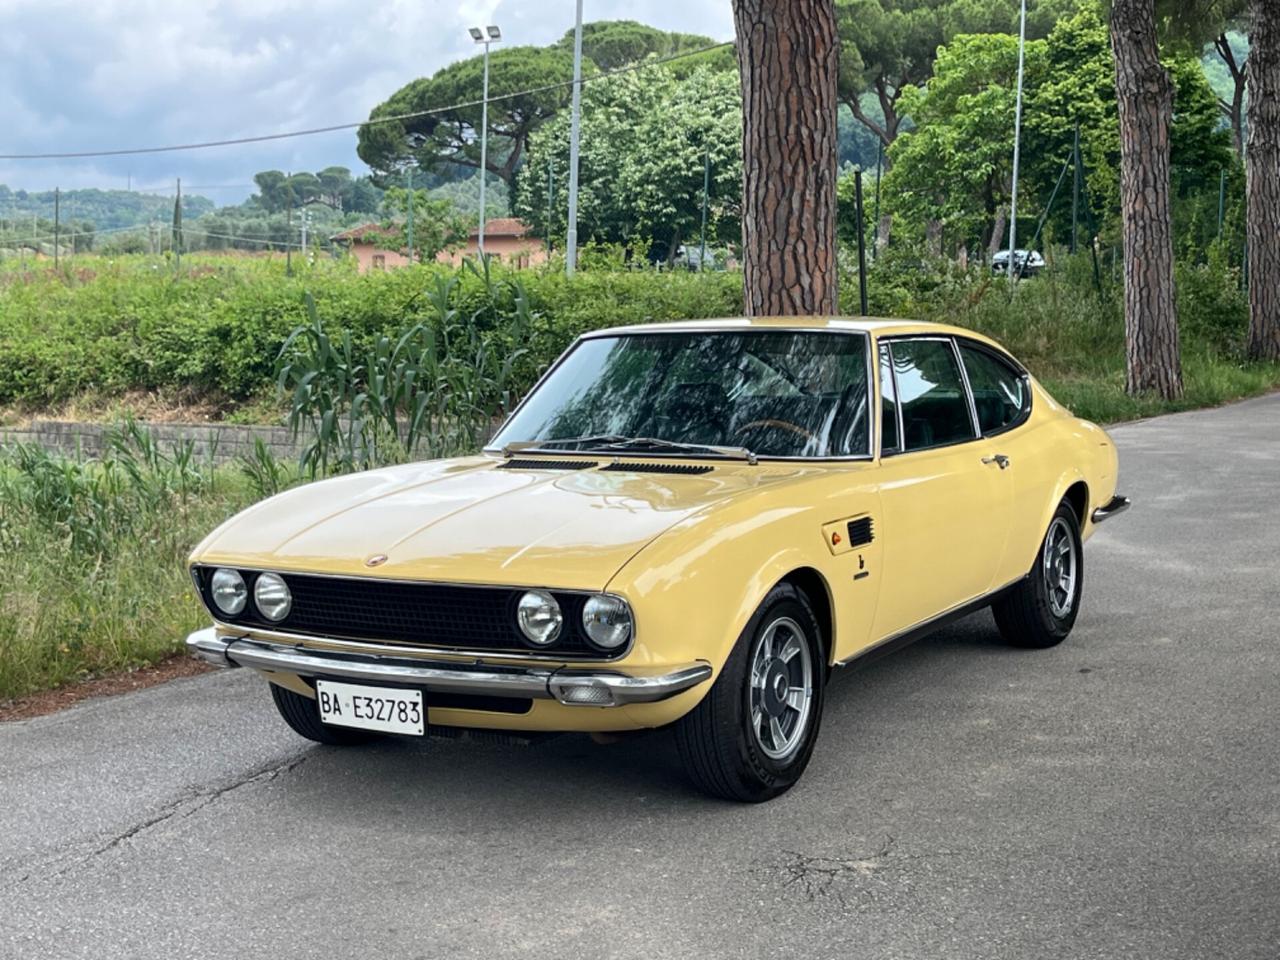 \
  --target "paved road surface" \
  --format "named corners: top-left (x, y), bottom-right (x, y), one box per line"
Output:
top-left (3, 394), bottom-right (1279, 960)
